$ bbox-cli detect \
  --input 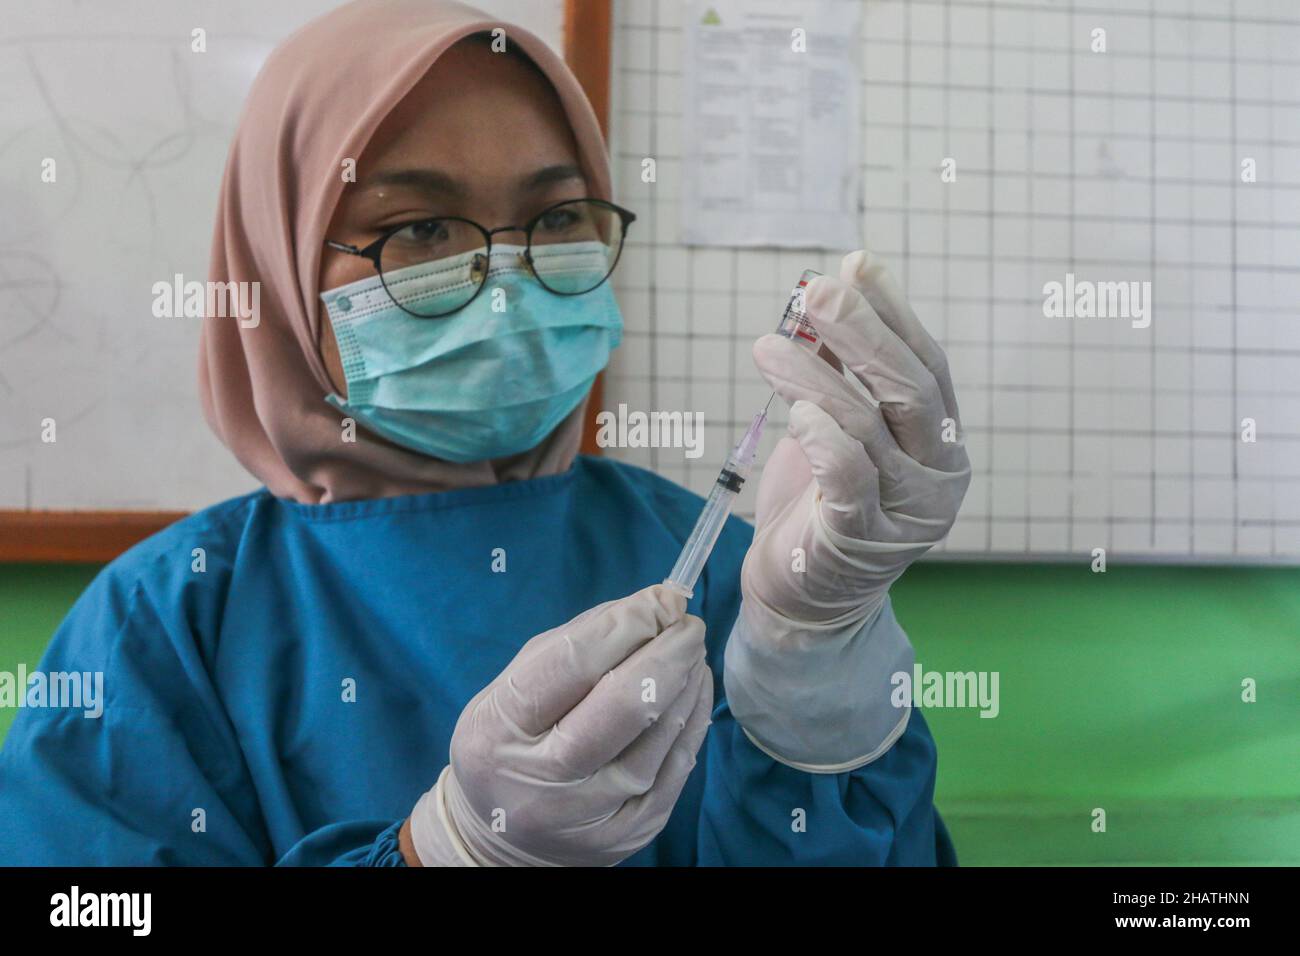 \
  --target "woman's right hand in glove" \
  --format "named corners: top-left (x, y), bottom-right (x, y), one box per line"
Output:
top-left (404, 584), bottom-right (713, 867)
